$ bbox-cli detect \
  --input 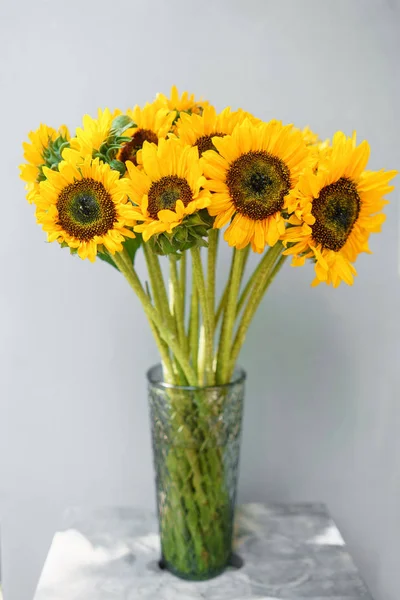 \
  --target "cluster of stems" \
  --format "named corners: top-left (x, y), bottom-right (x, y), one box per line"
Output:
top-left (112, 230), bottom-right (287, 386)
top-left (111, 231), bottom-right (287, 578)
